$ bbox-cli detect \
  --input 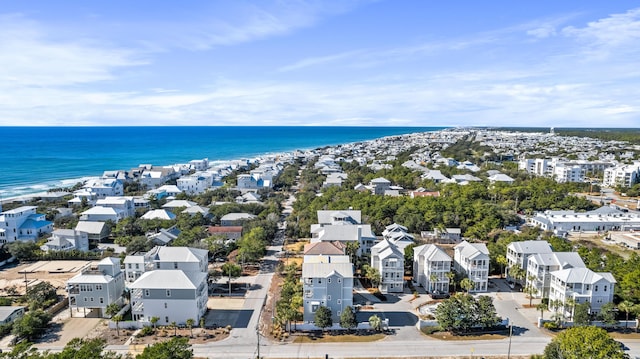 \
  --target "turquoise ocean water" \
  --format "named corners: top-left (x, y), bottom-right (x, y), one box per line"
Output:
top-left (1, 126), bottom-right (443, 199)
